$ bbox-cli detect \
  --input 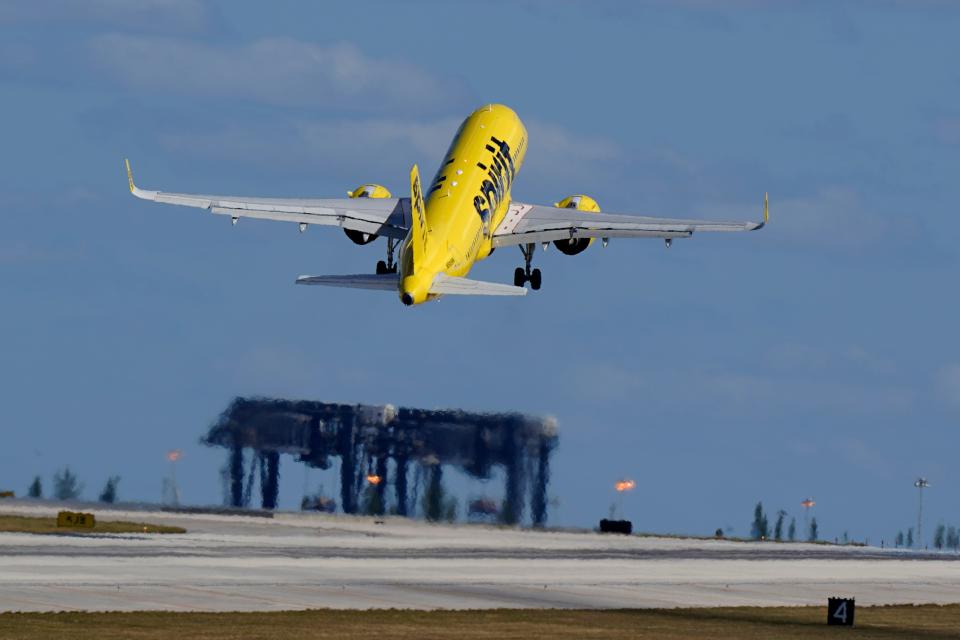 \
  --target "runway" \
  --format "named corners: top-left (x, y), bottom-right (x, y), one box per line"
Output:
top-left (2, 502), bottom-right (959, 612)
